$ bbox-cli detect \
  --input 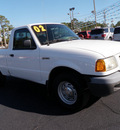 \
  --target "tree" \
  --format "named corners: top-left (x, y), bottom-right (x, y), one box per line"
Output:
top-left (62, 22), bottom-right (71, 29)
top-left (0, 15), bottom-right (14, 47)
top-left (110, 23), bottom-right (115, 28)
top-left (62, 18), bottom-right (115, 32)
top-left (115, 21), bottom-right (120, 27)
